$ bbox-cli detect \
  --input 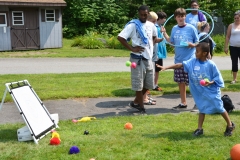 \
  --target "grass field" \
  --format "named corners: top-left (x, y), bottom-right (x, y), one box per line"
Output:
top-left (0, 113), bottom-right (239, 160)
top-left (0, 38), bottom-right (226, 58)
